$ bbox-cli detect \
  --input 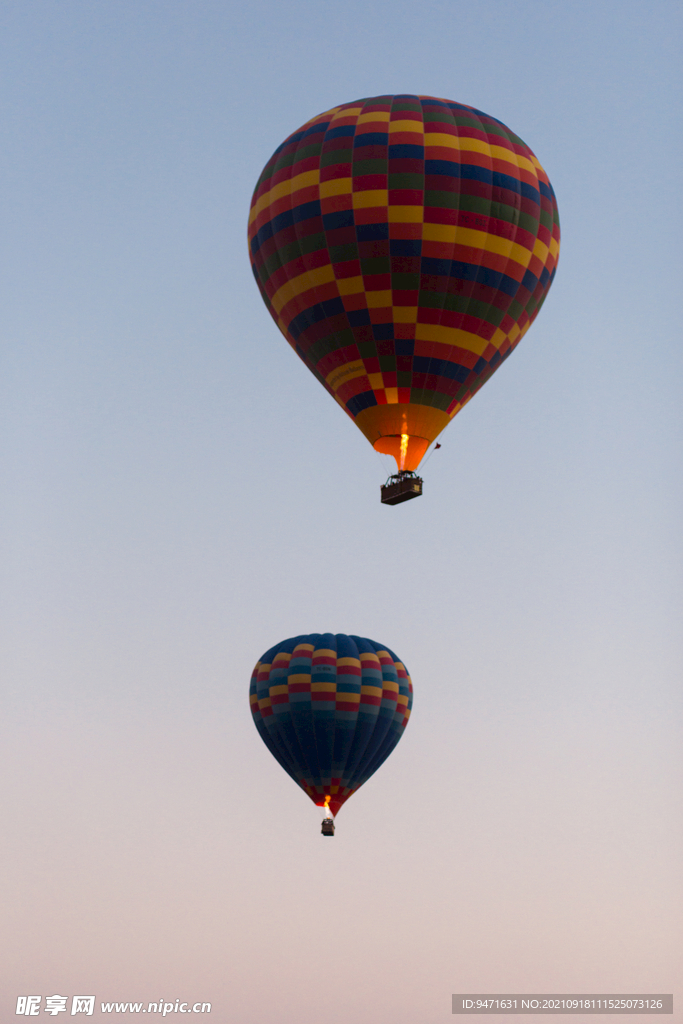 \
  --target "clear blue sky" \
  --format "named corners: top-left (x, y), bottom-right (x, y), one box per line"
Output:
top-left (1, 2), bottom-right (681, 1021)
